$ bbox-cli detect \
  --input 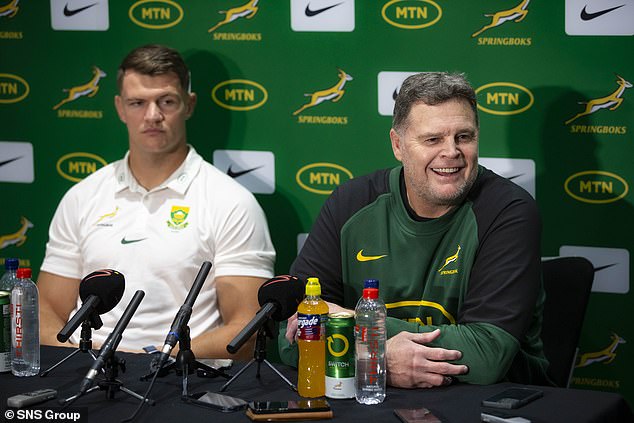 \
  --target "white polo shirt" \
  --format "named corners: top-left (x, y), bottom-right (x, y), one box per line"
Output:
top-left (41, 146), bottom-right (275, 350)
